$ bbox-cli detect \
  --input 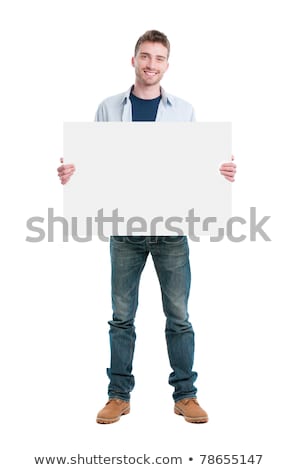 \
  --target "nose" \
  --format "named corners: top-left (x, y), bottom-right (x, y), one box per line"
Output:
top-left (147, 57), bottom-right (156, 69)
